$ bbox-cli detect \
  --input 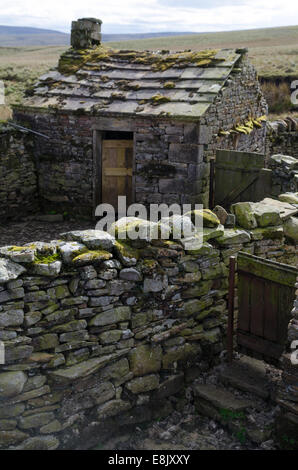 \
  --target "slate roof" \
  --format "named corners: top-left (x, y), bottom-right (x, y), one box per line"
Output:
top-left (22, 47), bottom-right (244, 120)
